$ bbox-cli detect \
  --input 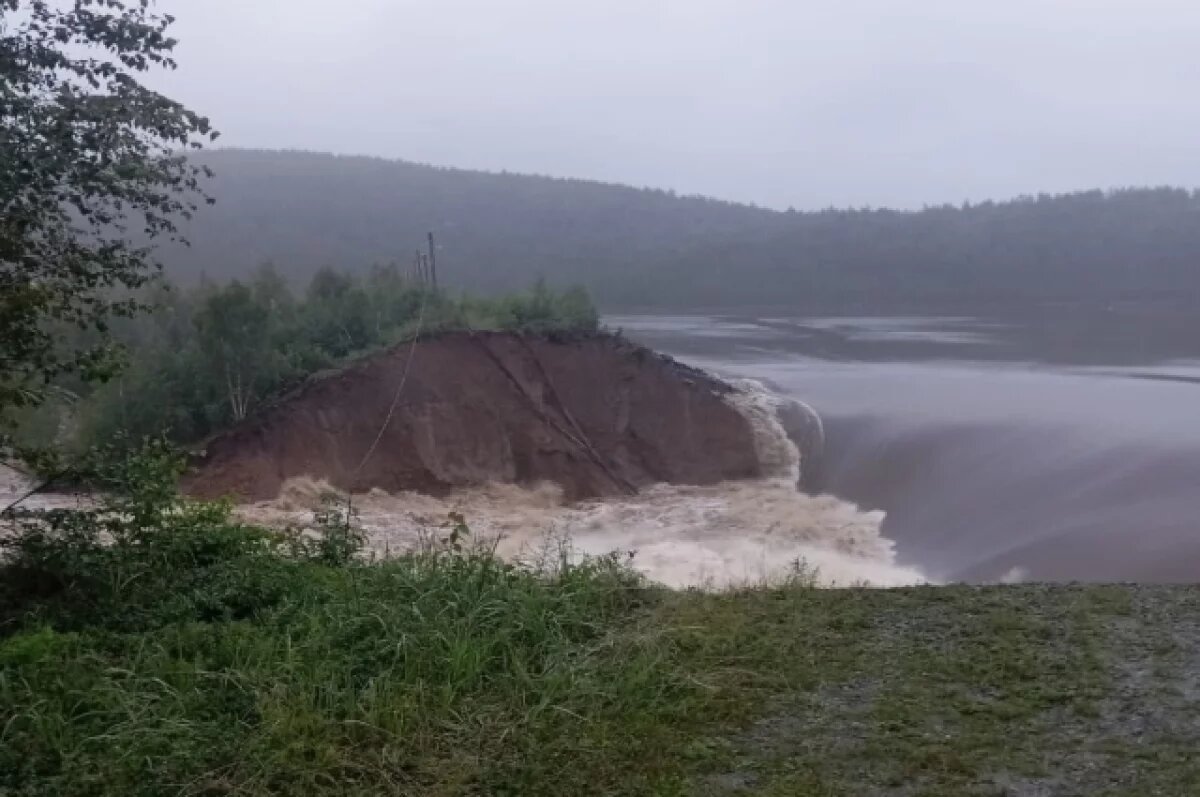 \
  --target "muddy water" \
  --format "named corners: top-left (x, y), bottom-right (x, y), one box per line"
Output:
top-left (611, 311), bottom-right (1200, 583)
top-left (241, 477), bottom-right (922, 588)
top-left (238, 377), bottom-right (925, 589)
top-left (13, 310), bottom-right (1195, 587)
top-left (1, 379), bottom-right (925, 589)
